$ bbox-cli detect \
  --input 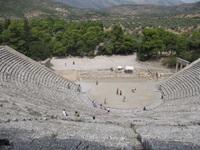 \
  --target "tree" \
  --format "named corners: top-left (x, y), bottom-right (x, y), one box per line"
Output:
top-left (123, 35), bottom-right (137, 54)
top-left (1, 20), bottom-right (25, 52)
top-left (28, 41), bottom-right (50, 61)
top-left (163, 32), bottom-right (177, 54)
top-left (23, 18), bottom-right (32, 51)
top-left (175, 35), bottom-right (187, 56)
top-left (0, 22), bottom-right (3, 43)
top-left (4, 17), bottom-right (10, 30)
top-left (111, 25), bottom-right (124, 54)
top-left (139, 28), bottom-right (165, 60)
top-left (189, 30), bottom-right (200, 50)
